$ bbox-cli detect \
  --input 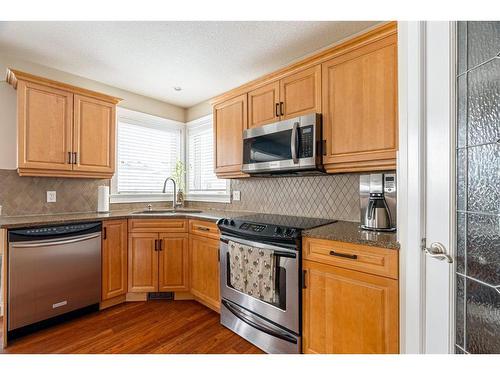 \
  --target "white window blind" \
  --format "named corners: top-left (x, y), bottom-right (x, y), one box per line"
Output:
top-left (117, 118), bottom-right (181, 194)
top-left (187, 116), bottom-right (228, 196)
